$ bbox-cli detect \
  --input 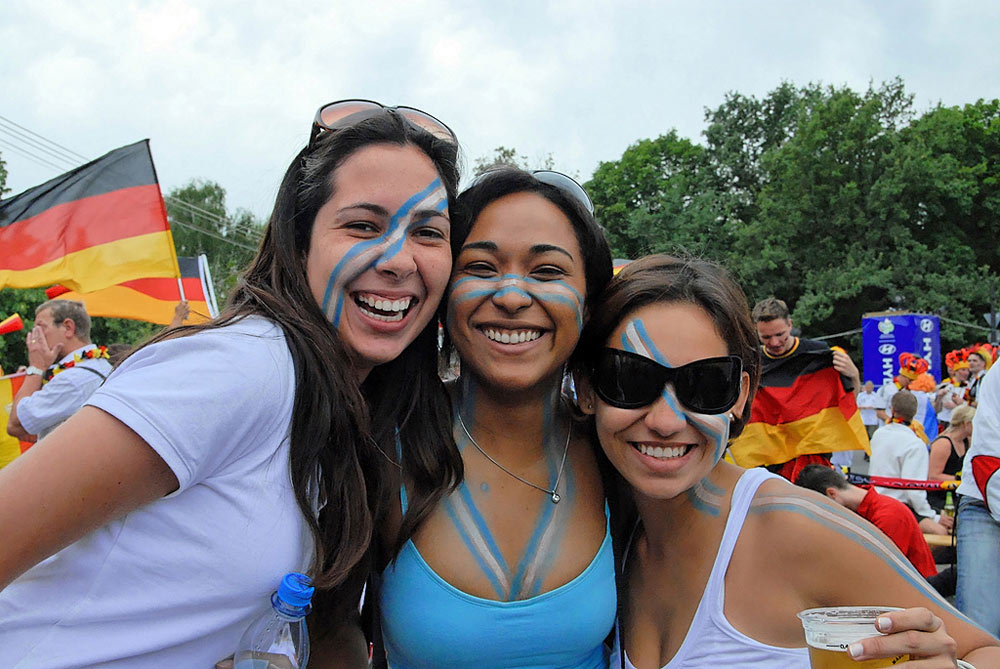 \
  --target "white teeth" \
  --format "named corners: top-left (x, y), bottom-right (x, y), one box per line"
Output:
top-left (358, 295), bottom-right (412, 312)
top-left (359, 305), bottom-right (405, 322)
top-left (483, 328), bottom-right (542, 344)
top-left (636, 443), bottom-right (689, 459)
